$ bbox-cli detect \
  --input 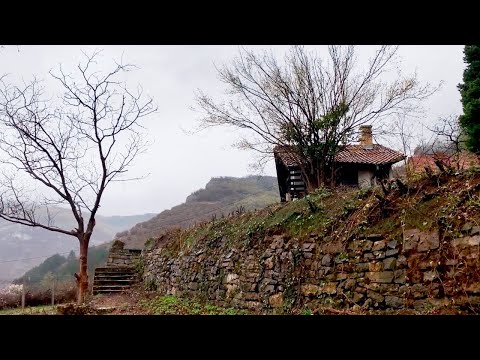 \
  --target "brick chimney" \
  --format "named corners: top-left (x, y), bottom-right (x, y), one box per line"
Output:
top-left (359, 125), bottom-right (373, 146)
